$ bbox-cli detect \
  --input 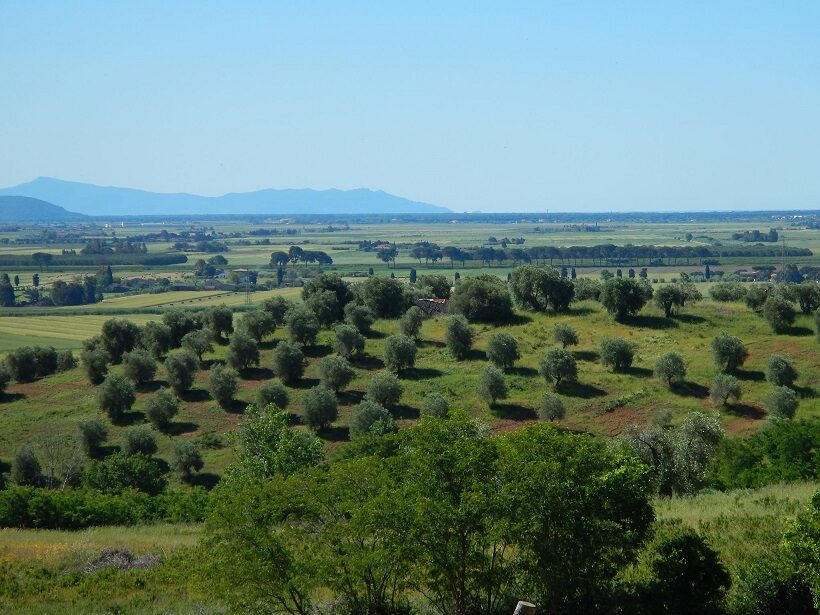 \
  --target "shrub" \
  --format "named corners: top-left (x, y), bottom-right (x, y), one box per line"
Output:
top-left (654, 352), bottom-right (686, 387)
top-left (237, 310), bottom-right (276, 342)
top-left (256, 381), bottom-right (290, 410)
top-left (383, 334), bottom-right (417, 373)
top-left (122, 426), bottom-right (158, 456)
top-left (83, 452), bottom-right (166, 495)
top-left (421, 392), bottom-right (450, 418)
top-left (367, 372), bottom-right (403, 408)
top-left (171, 440), bottom-right (204, 480)
top-left (600, 338), bottom-right (634, 371)
top-left (162, 311), bottom-right (201, 347)
top-left (448, 275), bottom-right (514, 322)
top-left (762, 296), bottom-right (797, 333)
top-left (709, 281), bottom-right (747, 302)
top-left (77, 417), bottom-right (107, 456)
top-left (261, 295), bottom-right (295, 326)
top-left (333, 324), bottom-right (365, 358)
top-left (301, 386), bottom-right (338, 431)
top-left (318, 355), bottom-right (355, 393)
top-left (11, 445), bottom-right (41, 486)
top-left (476, 365), bottom-right (506, 406)
top-left (305, 289), bottom-right (341, 328)
top-left (539, 348), bottom-right (578, 387)
top-left (349, 401), bottom-right (396, 439)
top-left (0, 363), bottom-right (10, 394)
top-left (765, 354), bottom-right (798, 387)
top-left (140, 321), bottom-right (173, 358)
top-left (509, 265), bottom-right (574, 311)
top-left (710, 331), bottom-right (748, 372)
top-left (553, 324), bottom-right (578, 348)
top-left (764, 385), bottom-right (799, 420)
top-left (122, 349), bottom-right (157, 384)
top-left (208, 364), bottom-right (239, 409)
top-left (302, 273), bottom-right (353, 322)
top-left (101, 318), bottom-right (141, 363)
top-left (745, 284), bottom-right (771, 311)
top-left (286, 305), bottom-right (320, 346)
top-left (400, 306), bottom-right (424, 338)
top-left (227, 331), bottom-right (260, 371)
top-left (32, 346), bottom-right (58, 377)
top-left (6, 346), bottom-right (38, 382)
top-left (80, 347), bottom-right (109, 385)
top-left (164, 351), bottom-right (199, 395)
top-left (486, 332), bottom-right (520, 372)
top-left (200, 304), bottom-right (234, 339)
top-left (600, 278), bottom-right (648, 320)
top-left (56, 349), bottom-right (77, 372)
top-left (416, 274), bottom-right (452, 299)
top-left (98, 374), bottom-right (136, 422)
top-left (344, 302), bottom-right (375, 334)
top-left (271, 341), bottom-right (305, 384)
top-left (653, 285), bottom-right (684, 317)
top-left (444, 314), bottom-right (473, 359)
top-left (355, 276), bottom-right (406, 318)
top-left (573, 278), bottom-right (602, 301)
top-left (709, 373), bottom-right (741, 407)
top-left (795, 282), bottom-right (820, 314)
top-left (181, 329), bottom-right (214, 362)
top-left (145, 388), bottom-right (181, 431)
top-left (539, 393), bottom-right (565, 421)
